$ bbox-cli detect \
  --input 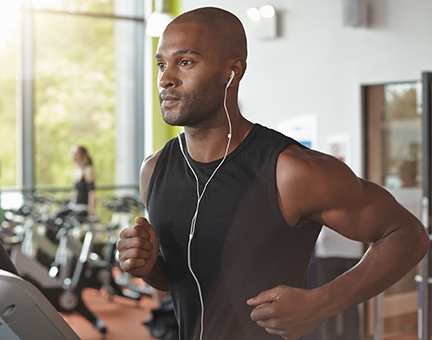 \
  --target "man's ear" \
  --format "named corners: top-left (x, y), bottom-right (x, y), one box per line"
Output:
top-left (229, 58), bottom-right (247, 86)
